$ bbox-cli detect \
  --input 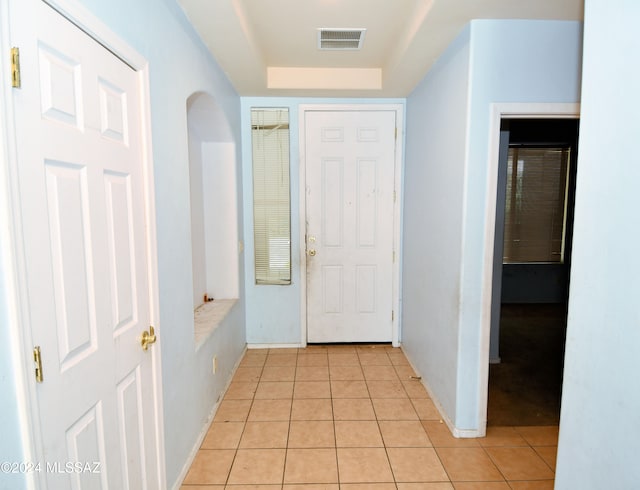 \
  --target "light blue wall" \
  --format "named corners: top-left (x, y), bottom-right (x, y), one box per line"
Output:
top-left (241, 97), bottom-right (405, 345)
top-left (403, 20), bottom-right (582, 430)
top-left (459, 19), bottom-right (582, 428)
top-left (556, 1), bottom-right (640, 487)
top-left (402, 25), bottom-right (471, 424)
top-left (241, 98), bottom-right (302, 345)
top-left (0, 0), bottom-right (246, 488)
top-left (0, 266), bottom-right (26, 490)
